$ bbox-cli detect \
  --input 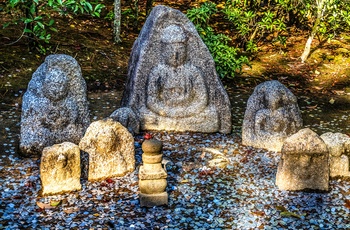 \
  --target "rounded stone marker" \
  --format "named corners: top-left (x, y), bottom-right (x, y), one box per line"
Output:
top-left (142, 139), bottom-right (162, 154)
